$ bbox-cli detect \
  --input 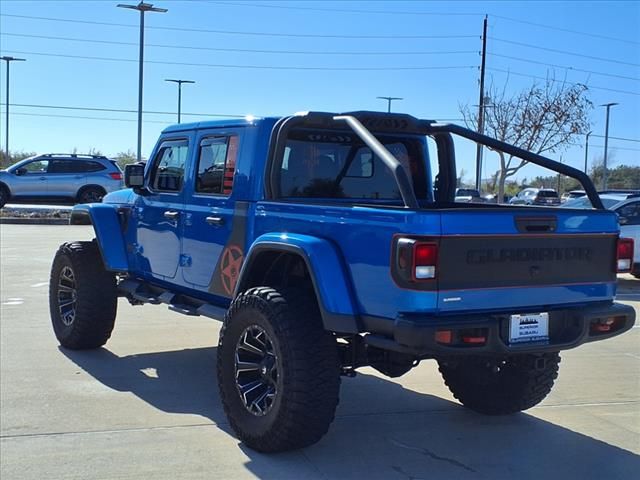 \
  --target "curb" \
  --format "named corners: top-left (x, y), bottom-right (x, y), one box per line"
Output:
top-left (0, 217), bottom-right (71, 225)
